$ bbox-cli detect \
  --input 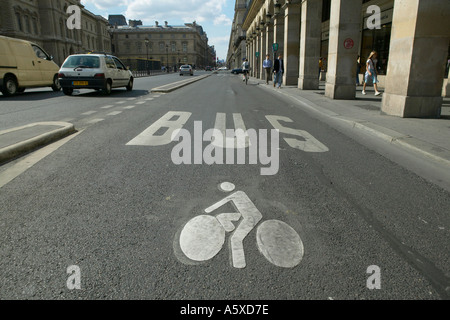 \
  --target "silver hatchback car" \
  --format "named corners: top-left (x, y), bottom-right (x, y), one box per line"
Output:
top-left (179, 65), bottom-right (193, 76)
